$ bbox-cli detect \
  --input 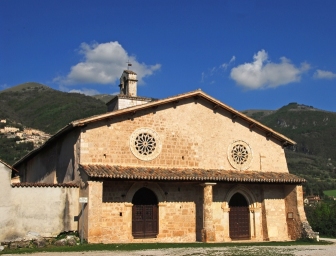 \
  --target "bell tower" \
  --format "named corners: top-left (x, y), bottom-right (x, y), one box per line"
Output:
top-left (119, 70), bottom-right (138, 97)
top-left (106, 69), bottom-right (153, 112)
